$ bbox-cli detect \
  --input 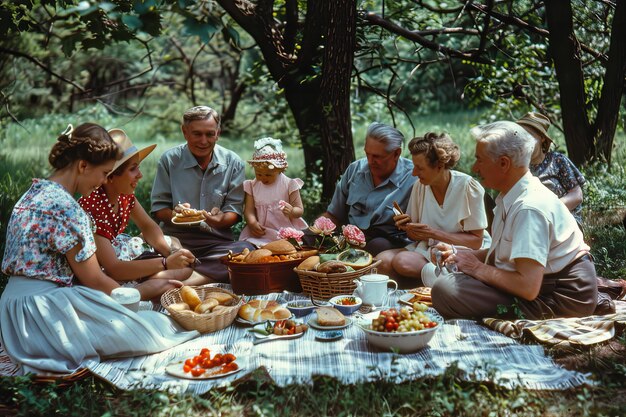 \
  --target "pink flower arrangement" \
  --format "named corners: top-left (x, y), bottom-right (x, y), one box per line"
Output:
top-left (277, 227), bottom-right (304, 246)
top-left (342, 224), bottom-right (366, 248)
top-left (309, 216), bottom-right (337, 236)
top-left (308, 216), bottom-right (366, 252)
